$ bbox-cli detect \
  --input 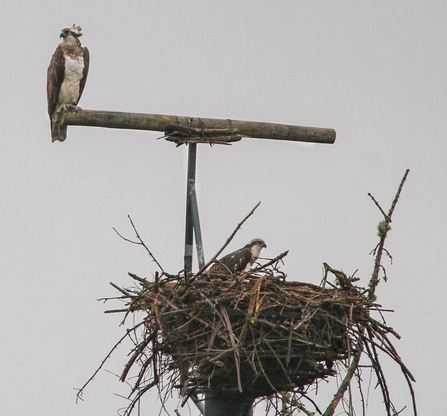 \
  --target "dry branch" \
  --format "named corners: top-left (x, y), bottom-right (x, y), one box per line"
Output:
top-left (368, 169), bottom-right (410, 300)
top-left (113, 215), bottom-right (165, 274)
